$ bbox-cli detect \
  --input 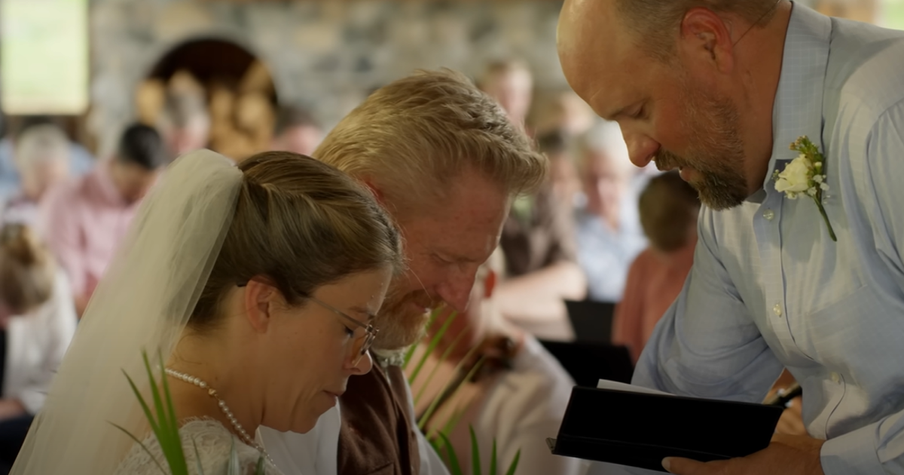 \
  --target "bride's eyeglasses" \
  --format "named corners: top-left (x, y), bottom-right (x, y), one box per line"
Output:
top-left (307, 296), bottom-right (378, 366)
top-left (236, 280), bottom-right (378, 366)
